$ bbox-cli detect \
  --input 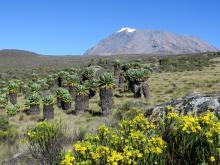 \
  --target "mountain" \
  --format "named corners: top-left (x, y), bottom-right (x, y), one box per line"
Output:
top-left (84, 28), bottom-right (219, 56)
top-left (0, 49), bottom-right (40, 58)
